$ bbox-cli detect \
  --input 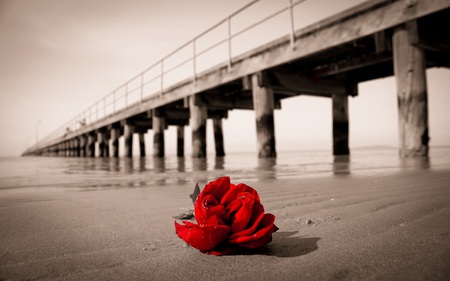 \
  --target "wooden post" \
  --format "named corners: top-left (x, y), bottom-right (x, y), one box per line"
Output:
top-left (69, 139), bottom-right (77, 157)
top-left (177, 125), bottom-right (184, 157)
top-left (332, 94), bottom-right (350, 155)
top-left (97, 132), bottom-right (106, 157)
top-left (139, 132), bottom-right (146, 157)
top-left (73, 138), bottom-right (80, 157)
top-left (63, 142), bottom-right (68, 157)
top-left (252, 73), bottom-right (276, 158)
top-left (87, 133), bottom-right (96, 157)
top-left (189, 96), bottom-right (207, 158)
top-left (103, 132), bottom-right (110, 157)
top-left (213, 117), bottom-right (225, 157)
top-left (110, 127), bottom-right (120, 158)
top-left (79, 135), bottom-right (87, 157)
top-left (59, 143), bottom-right (63, 157)
top-left (68, 141), bottom-right (73, 157)
top-left (393, 22), bottom-right (429, 157)
top-left (153, 111), bottom-right (165, 158)
top-left (124, 123), bottom-right (135, 158)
